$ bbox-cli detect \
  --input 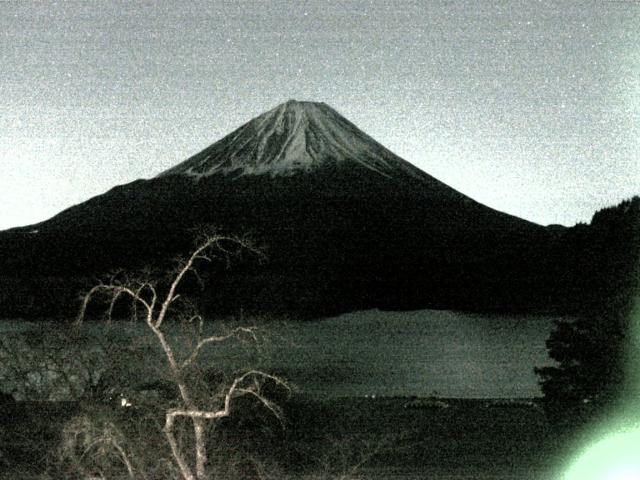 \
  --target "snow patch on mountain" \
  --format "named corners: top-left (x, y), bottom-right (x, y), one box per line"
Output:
top-left (158, 100), bottom-right (425, 180)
